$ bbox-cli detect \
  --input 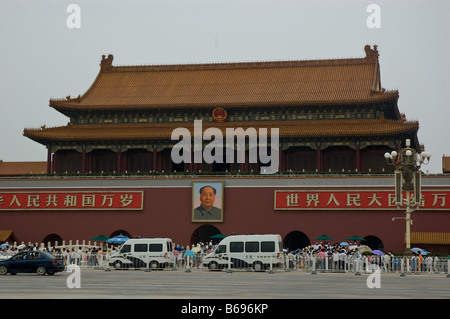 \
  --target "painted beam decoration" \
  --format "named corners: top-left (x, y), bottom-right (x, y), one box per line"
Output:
top-left (0, 191), bottom-right (143, 211)
top-left (274, 189), bottom-right (450, 210)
